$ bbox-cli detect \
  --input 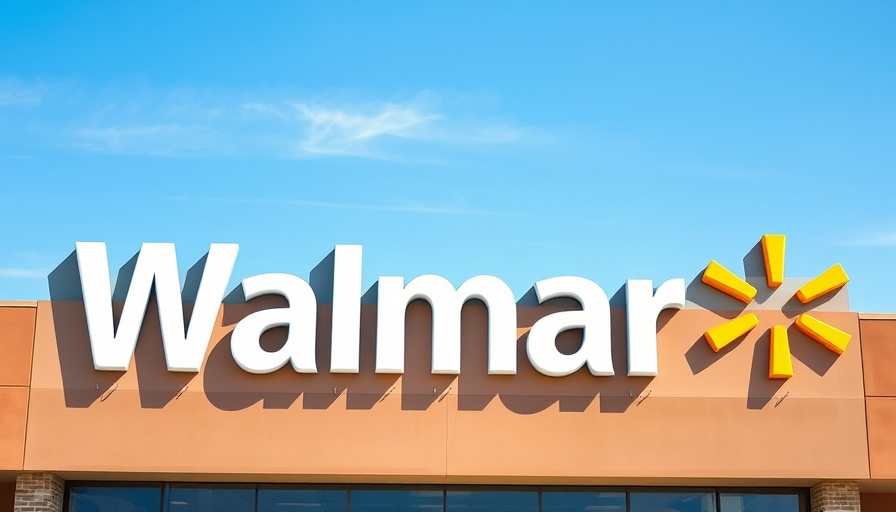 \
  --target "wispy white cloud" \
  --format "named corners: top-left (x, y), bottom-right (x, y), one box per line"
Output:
top-left (839, 231), bottom-right (896, 247)
top-left (0, 268), bottom-right (50, 278)
top-left (0, 77), bottom-right (534, 160)
top-left (293, 102), bottom-right (440, 156)
top-left (167, 195), bottom-right (527, 218)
